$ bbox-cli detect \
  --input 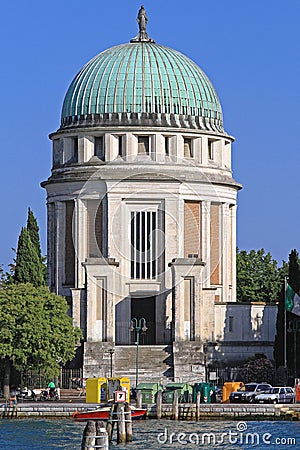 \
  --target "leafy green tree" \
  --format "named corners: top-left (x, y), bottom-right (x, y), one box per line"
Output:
top-left (236, 248), bottom-right (285, 302)
top-left (0, 283), bottom-right (81, 398)
top-left (14, 227), bottom-right (45, 287)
